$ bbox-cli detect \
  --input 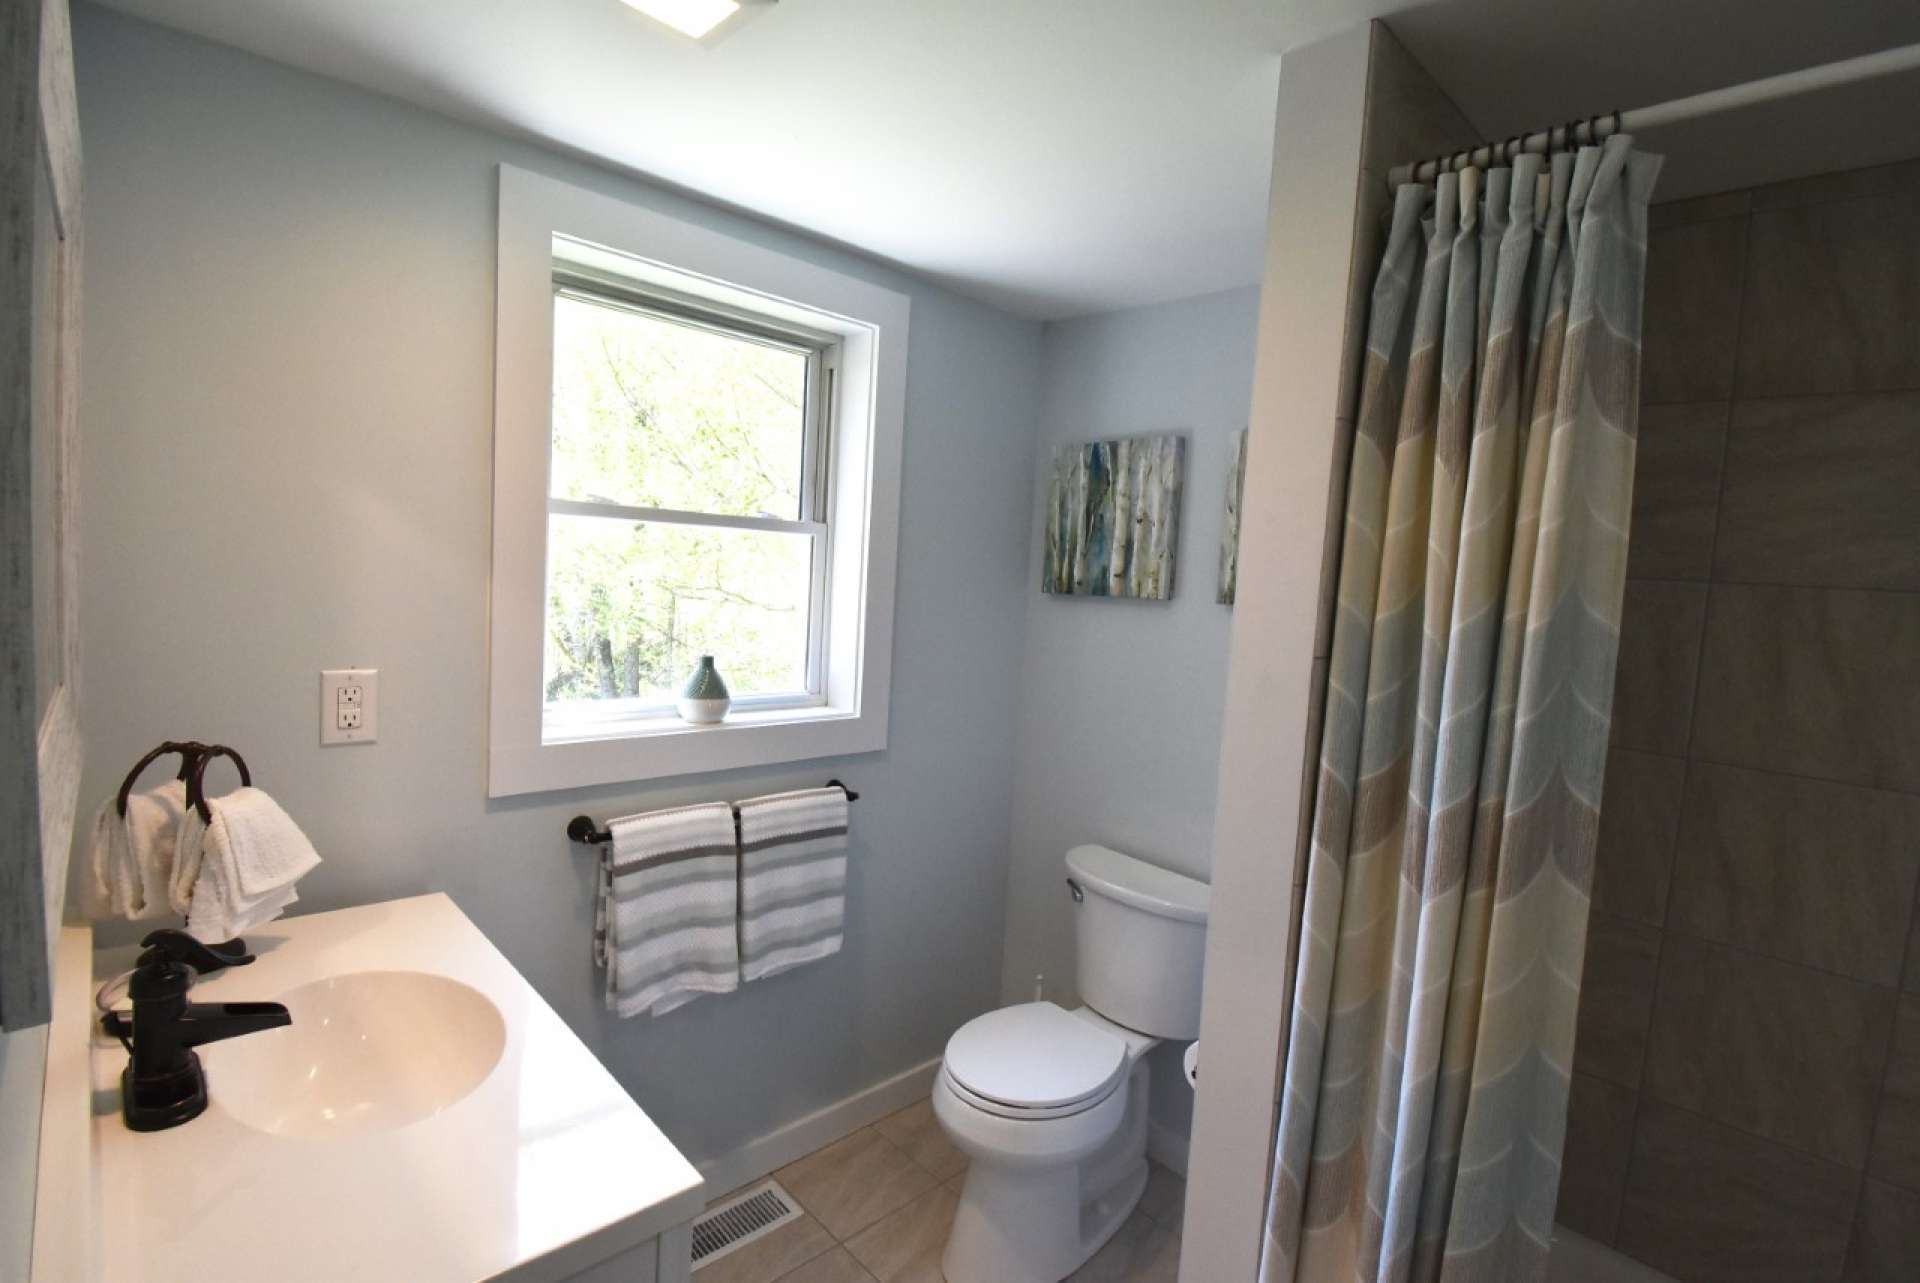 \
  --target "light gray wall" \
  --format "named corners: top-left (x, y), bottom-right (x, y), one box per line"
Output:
top-left (72, 5), bottom-right (1038, 1167)
top-left (1002, 286), bottom-right (1260, 1151)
